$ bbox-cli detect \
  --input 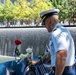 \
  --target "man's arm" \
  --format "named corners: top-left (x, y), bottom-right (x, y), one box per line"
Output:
top-left (31, 52), bottom-right (50, 66)
top-left (55, 50), bottom-right (67, 75)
